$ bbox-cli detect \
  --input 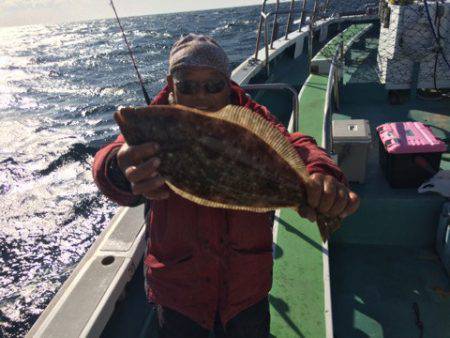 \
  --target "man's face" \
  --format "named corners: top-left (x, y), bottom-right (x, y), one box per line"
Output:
top-left (167, 67), bottom-right (231, 112)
